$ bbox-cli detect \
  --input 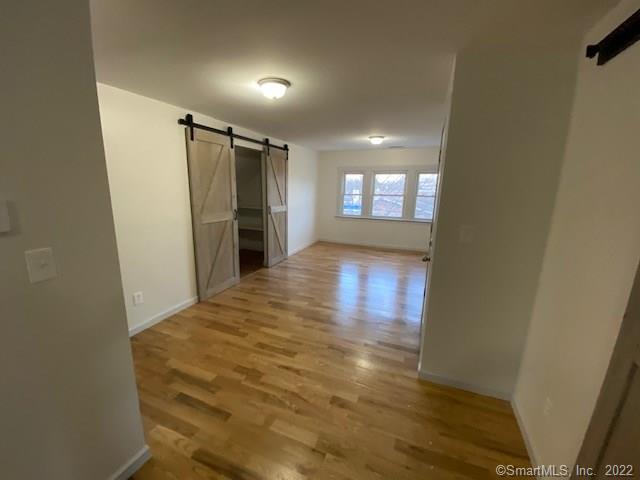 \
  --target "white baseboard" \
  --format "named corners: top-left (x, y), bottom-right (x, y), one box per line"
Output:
top-left (417, 369), bottom-right (511, 401)
top-left (317, 238), bottom-right (426, 253)
top-left (128, 296), bottom-right (198, 337)
top-left (511, 397), bottom-right (539, 469)
top-left (288, 239), bottom-right (318, 256)
top-left (109, 445), bottom-right (151, 480)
